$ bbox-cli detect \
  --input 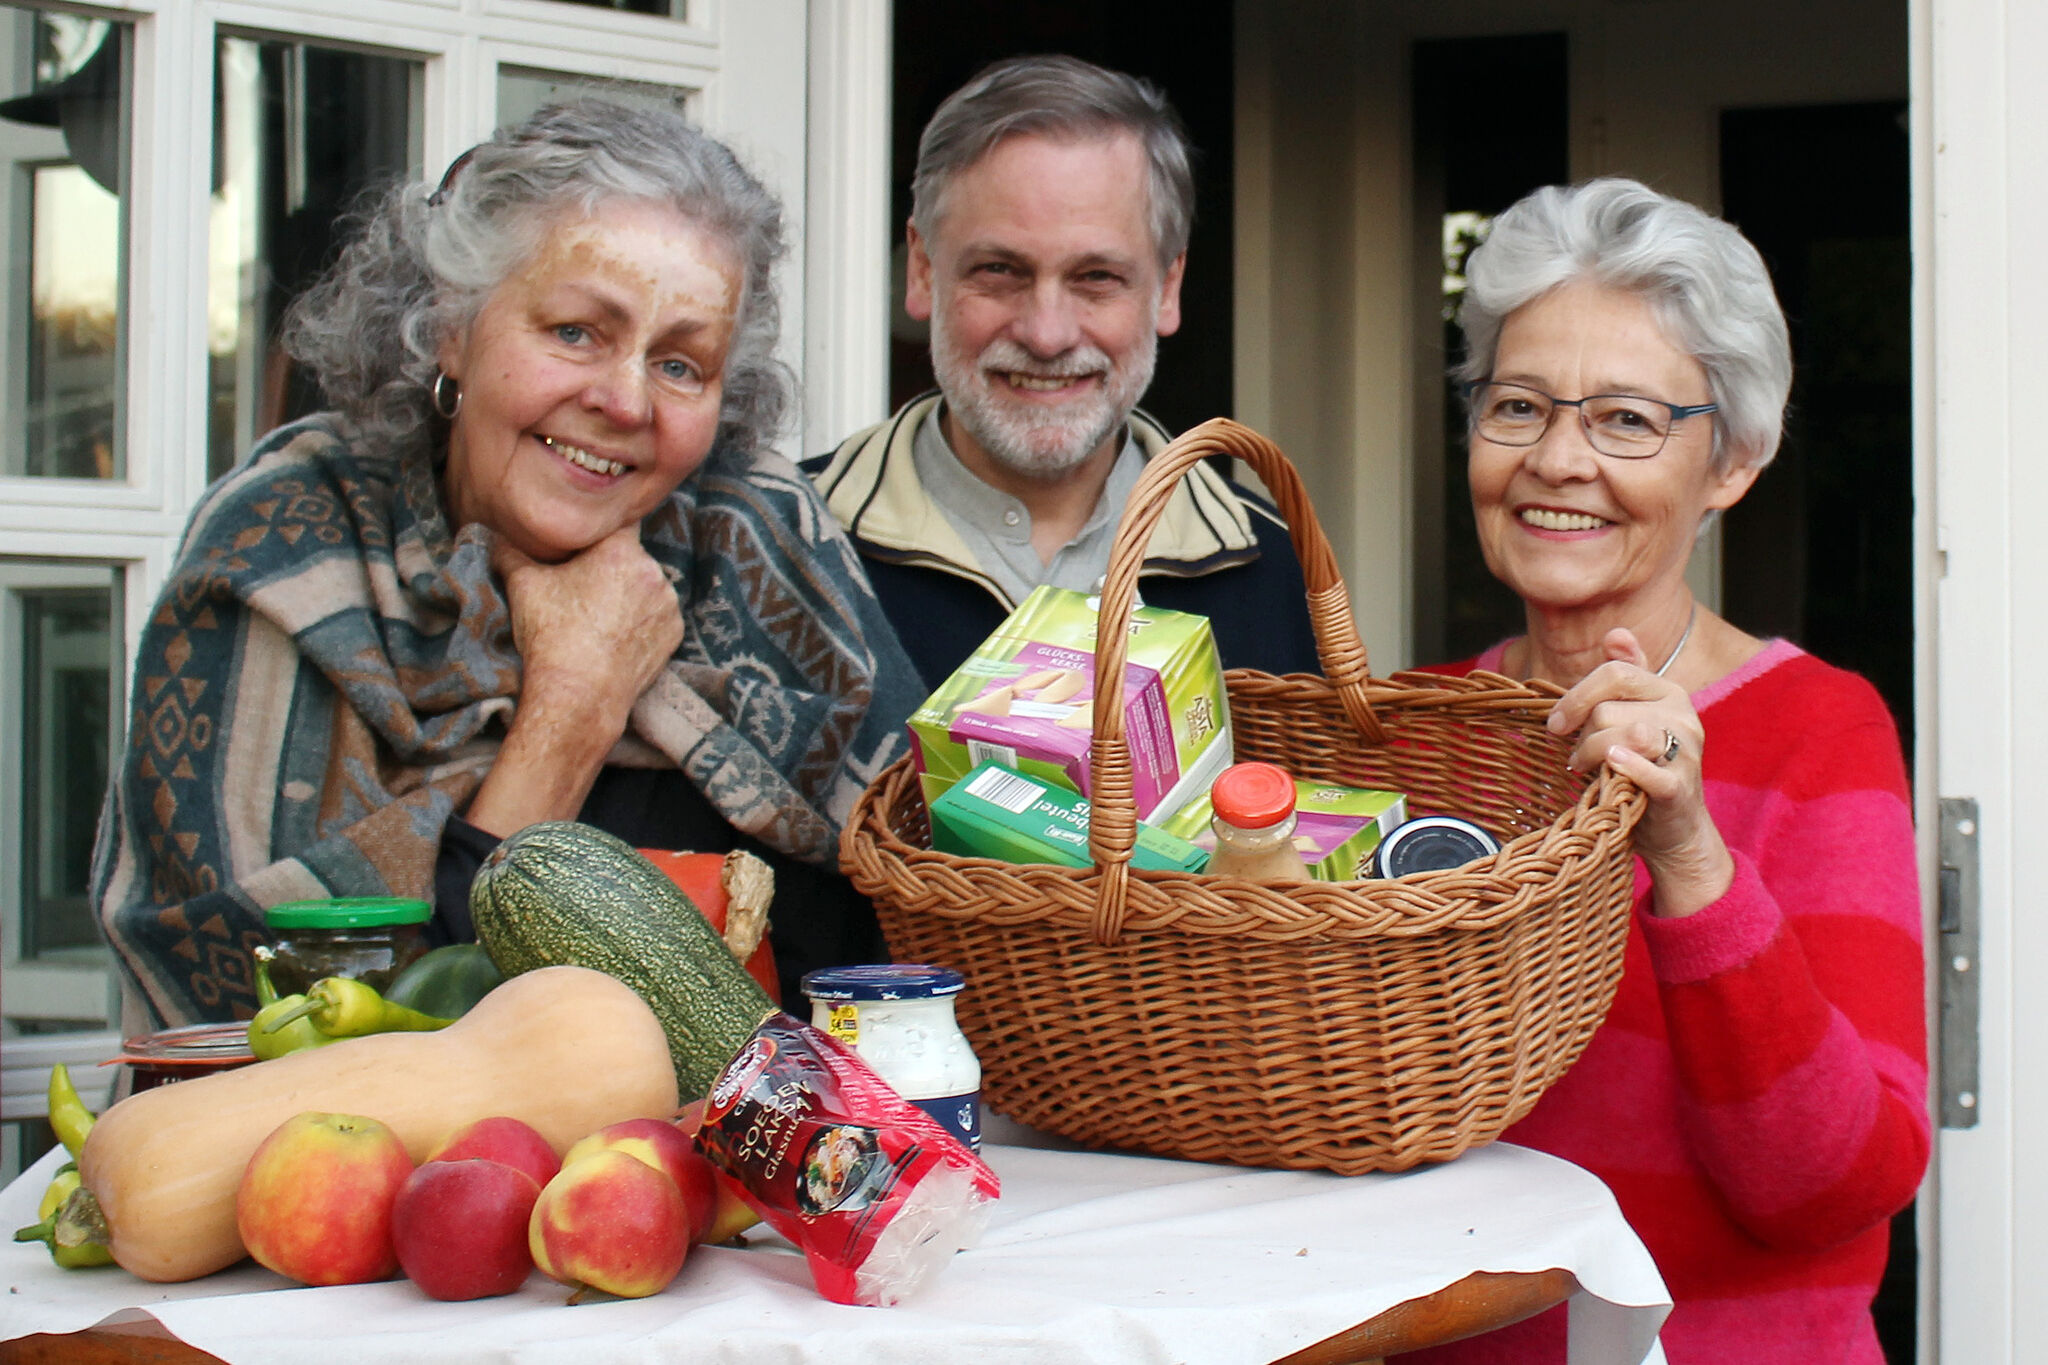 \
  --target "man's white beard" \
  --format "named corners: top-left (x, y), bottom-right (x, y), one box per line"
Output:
top-left (931, 311), bottom-right (1158, 480)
